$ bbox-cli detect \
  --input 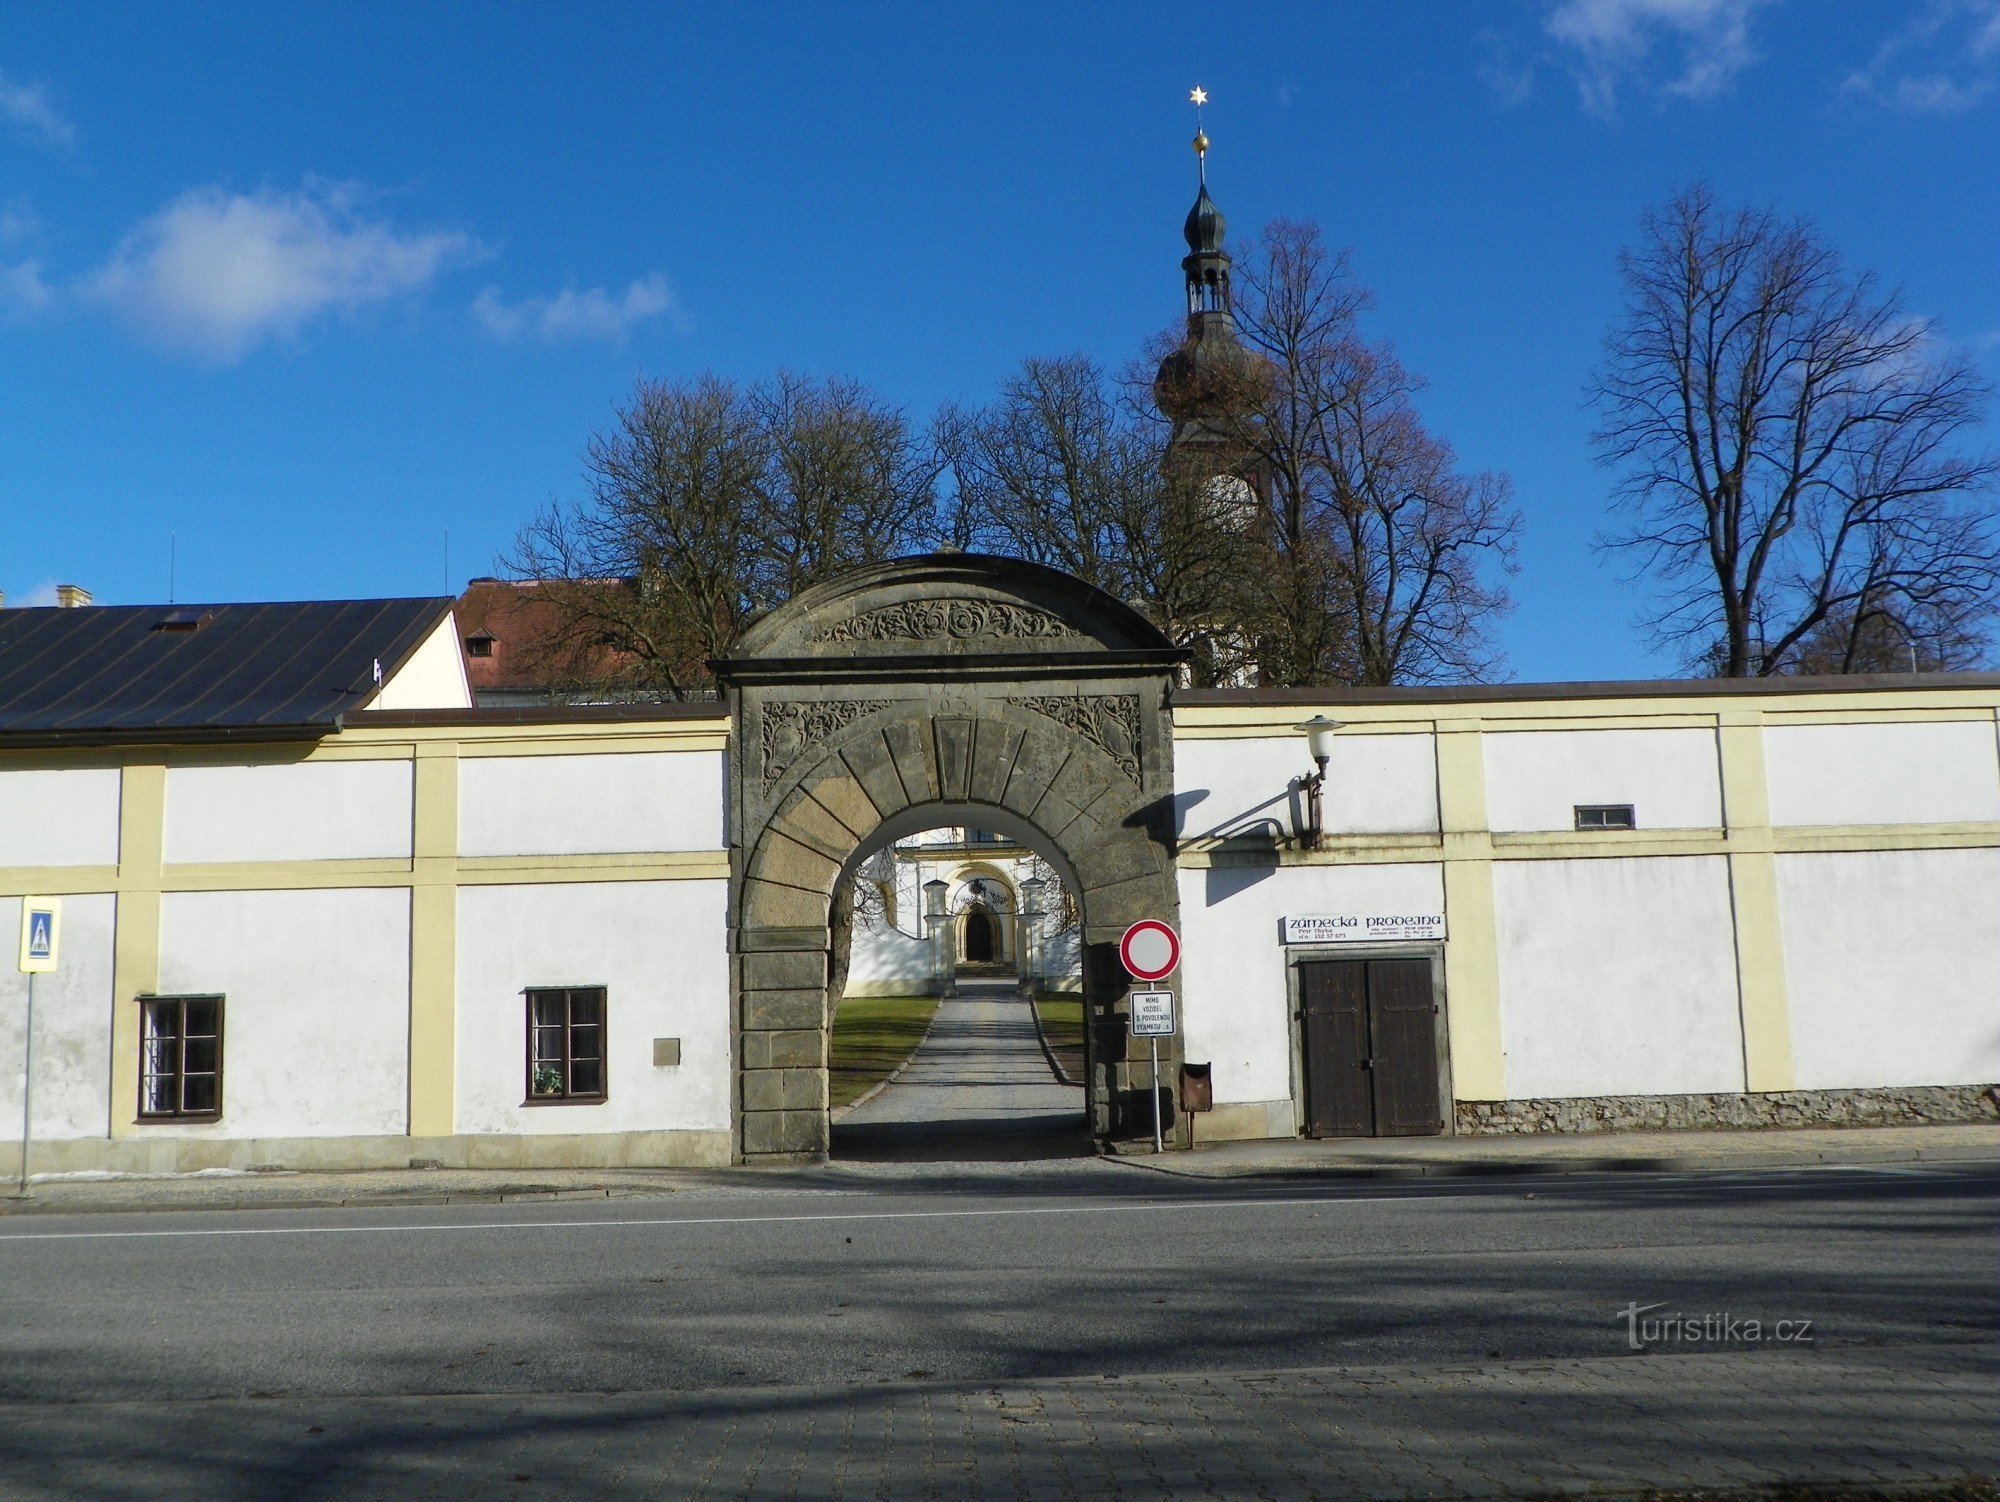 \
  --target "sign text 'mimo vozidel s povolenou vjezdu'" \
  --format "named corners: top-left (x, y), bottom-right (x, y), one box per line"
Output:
top-left (1281, 913), bottom-right (1447, 945)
